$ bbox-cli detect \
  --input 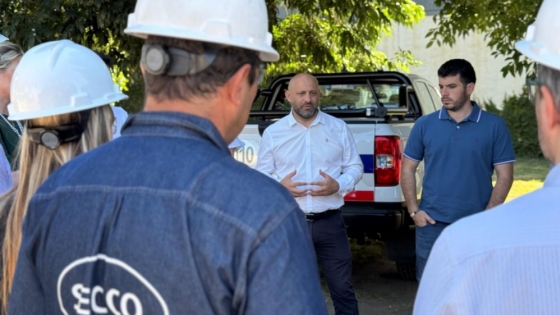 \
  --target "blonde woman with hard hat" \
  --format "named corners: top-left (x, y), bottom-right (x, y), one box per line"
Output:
top-left (7, 0), bottom-right (327, 314)
top-left (0, 40), bottom-right (24, 170)
top-left (0, 39), bottom-right (127, 312)
top-left (414, 0), bottom-right (560, 314)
